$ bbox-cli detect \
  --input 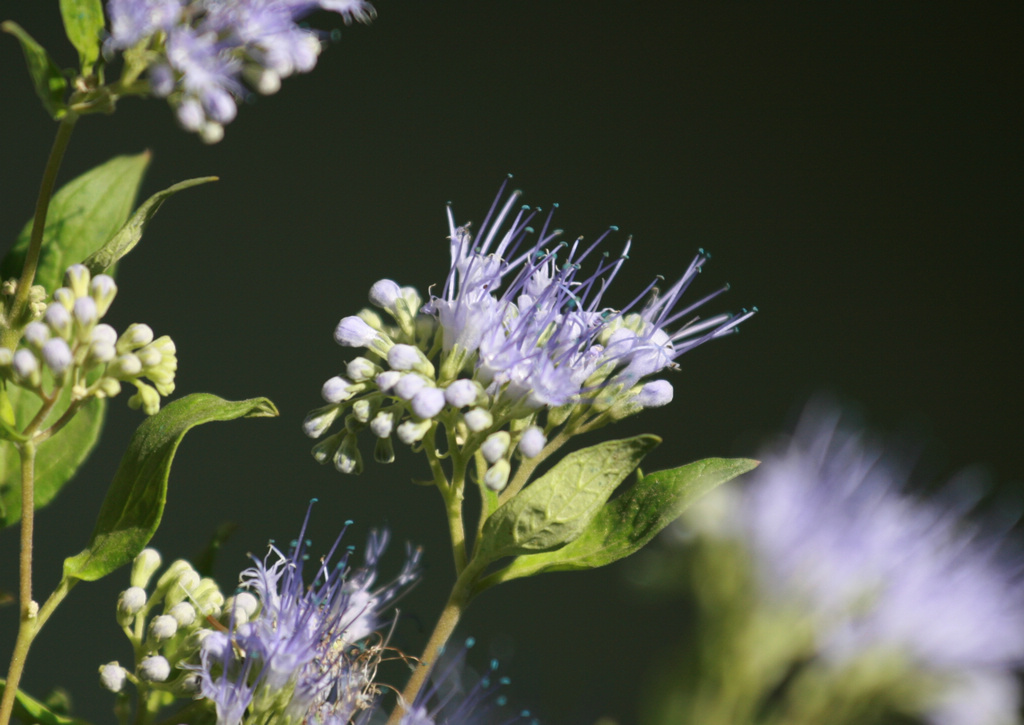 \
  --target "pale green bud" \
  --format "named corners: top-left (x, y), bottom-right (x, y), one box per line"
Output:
top-left (352, 398), bottom-right (375, 423)
top-left (481, 431), bottom-right (510, 464)
top-left (396, 418), bottom-right (431, 445)
top-left (311, 432), bottom-right (344, 464)
top-left (346, 357), bottom-right (380, 382)
top-left (484, 459), bottom-right (511, 492)
top-left (167, 601), bottom-right (197, 627)
top-left (464, 407), bottom-right (493, 433)
top-left (374, 436), bottom-right (395, 464)
top-left (109, 354), bottom-right (142, 378)
top-left (152, 560), bottom-right (197, 605)
top-left (128, 383), bottom-right (161, 415)
top-left (118, 323), bottom-right (153, 352)
top-left (90, 275), bottom-right (117, 317)
top-left (96, 377), bottom-right (122, 398)
top-left (192, 578), bottom-right (224, 617)
top-left (334, 433), bottom-right (363, 474)
top-left (148, 614), bottom-right (179, 643)
top-left (64, 264), bottom-right (91, 298)
top-left (303, 405), bottom-right (341, 438)
top-left (131, 548), bottom-right (162, 589)
top-left (52, 287), bottom-right (75, 311)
